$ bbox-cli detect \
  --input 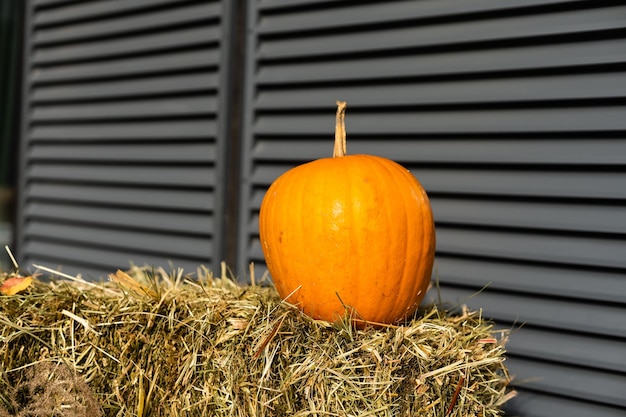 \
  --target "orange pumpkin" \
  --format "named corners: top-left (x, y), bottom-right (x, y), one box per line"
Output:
top-left (259, 101), bottom-right (435, 326)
